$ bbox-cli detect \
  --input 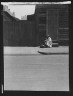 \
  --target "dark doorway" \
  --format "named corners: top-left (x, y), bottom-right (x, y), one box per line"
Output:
top-left (38, 15), bottom-right (46, 45)
top-left (47, 8), bottom-right (58, 42)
